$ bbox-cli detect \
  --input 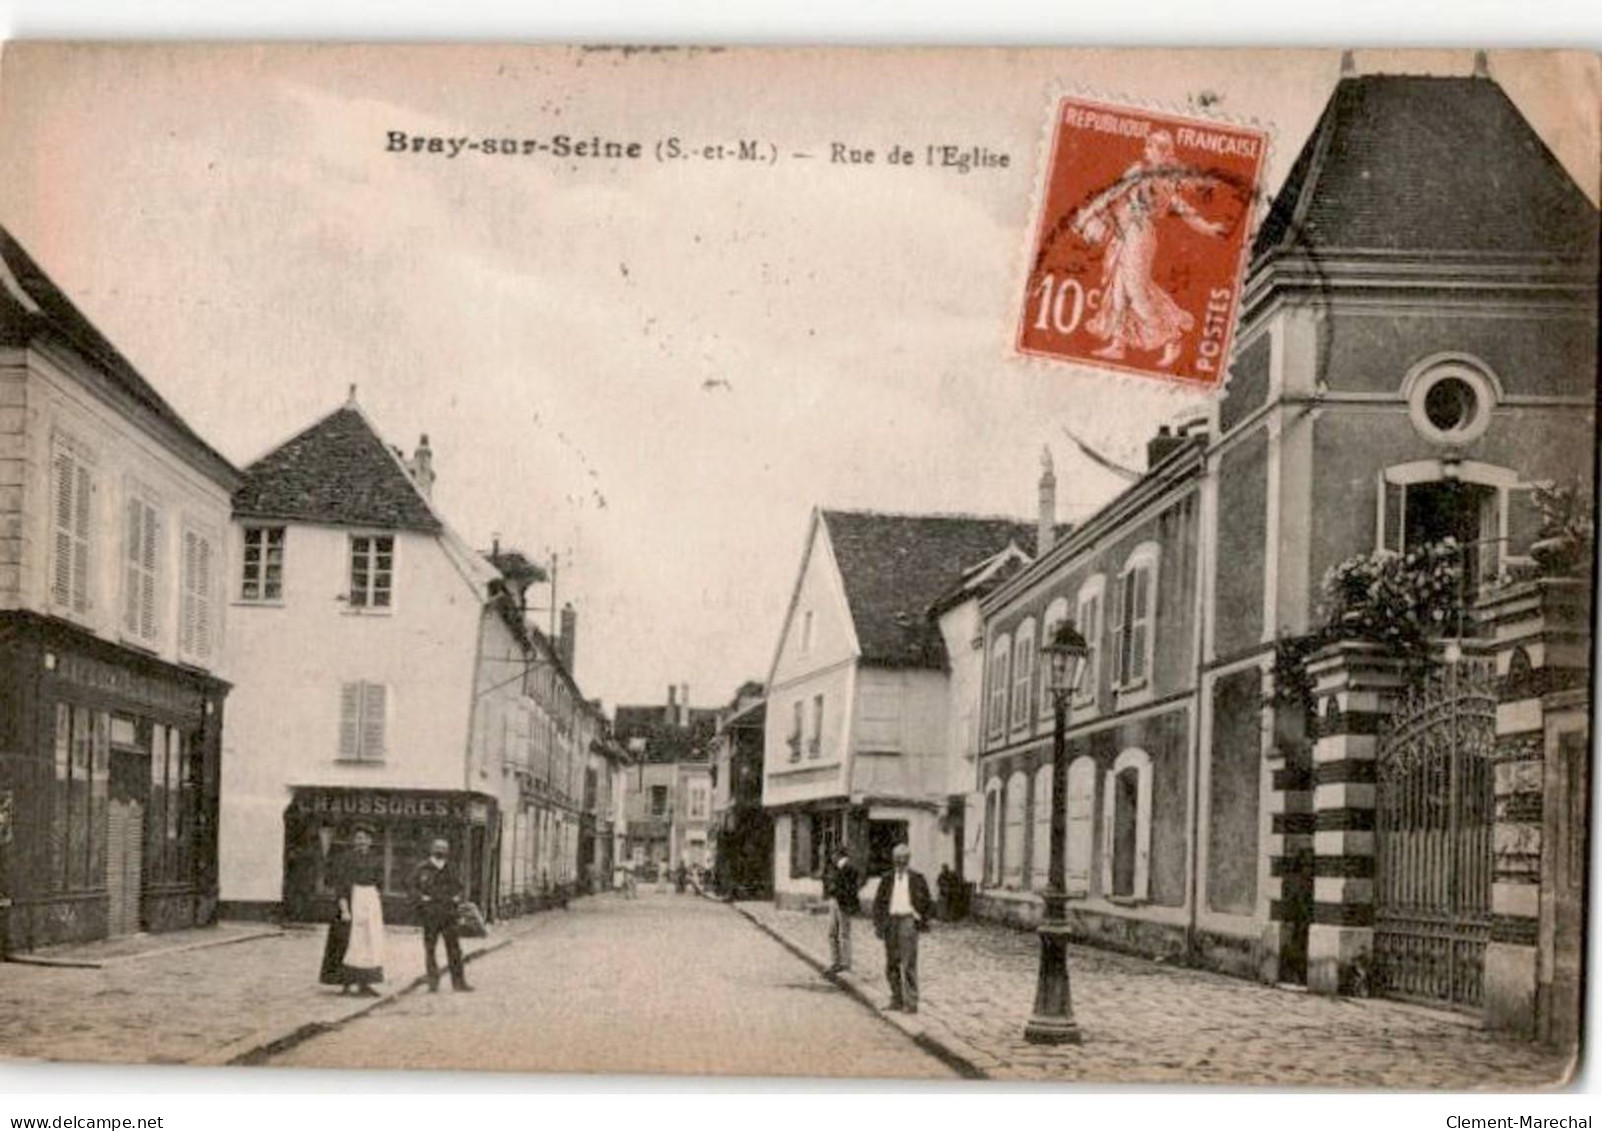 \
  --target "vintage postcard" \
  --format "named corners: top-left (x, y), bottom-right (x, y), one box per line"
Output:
top-left (0, 44), bottom-right (1595, 1088)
